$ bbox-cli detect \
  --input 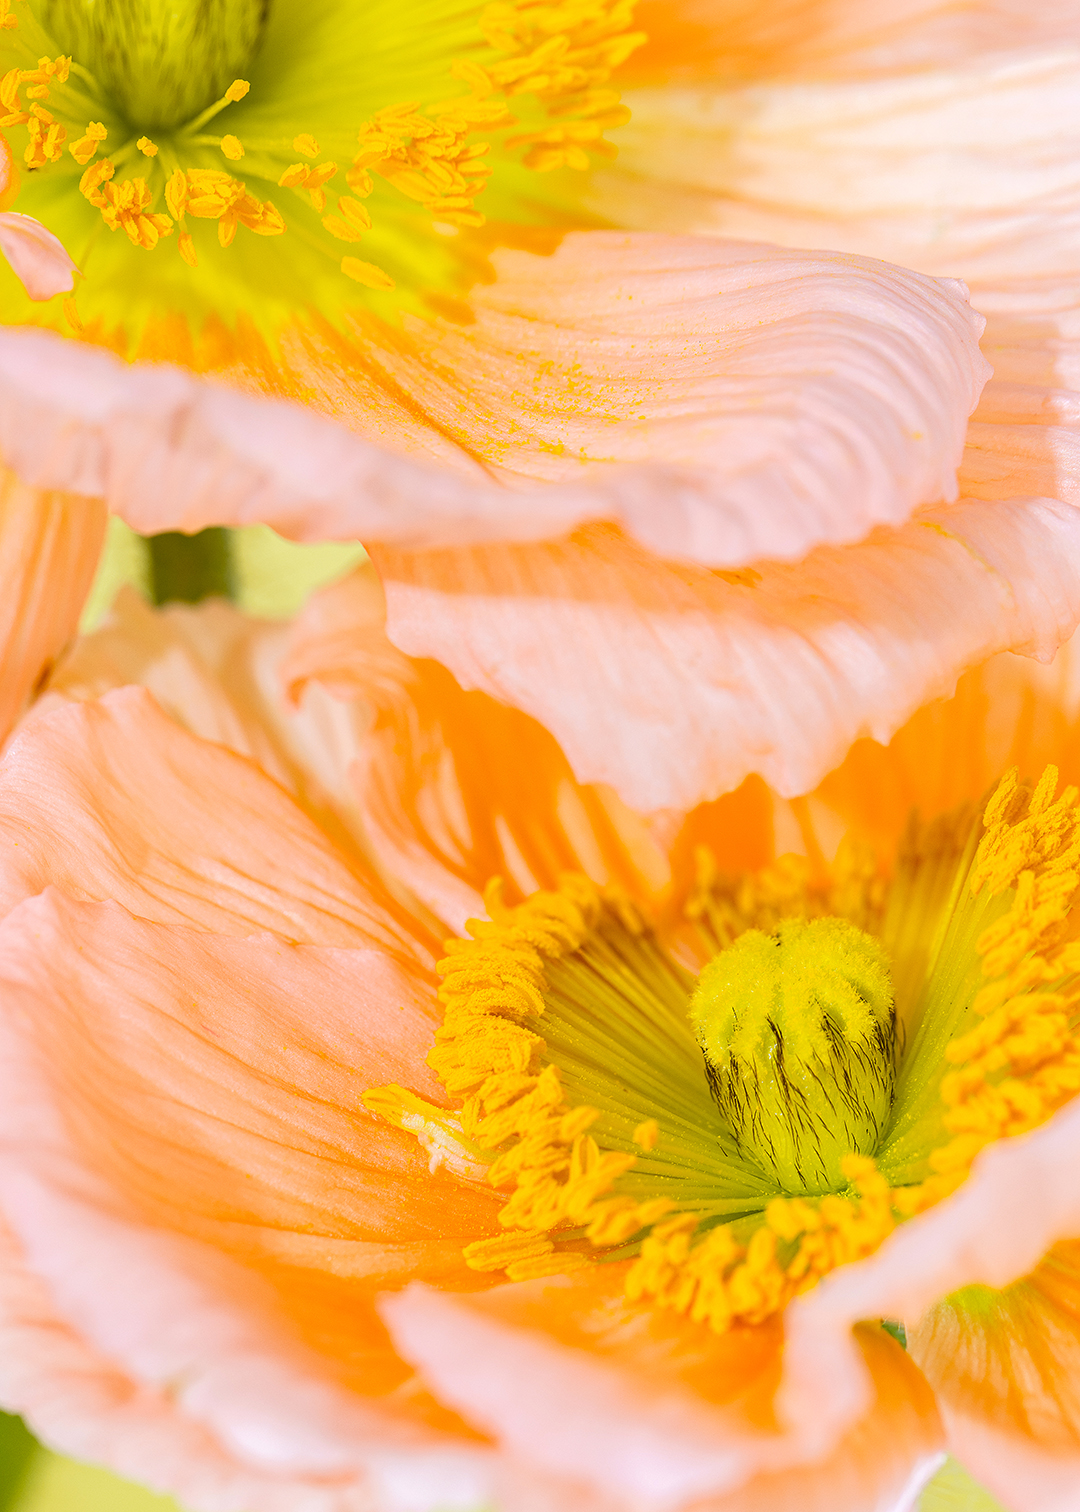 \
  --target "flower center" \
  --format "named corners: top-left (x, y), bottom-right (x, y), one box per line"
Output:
top-left (44, 0), bottom-right (267, 130)
top-left (0, 0), bottom-right (645, 352)
top-left (370, 765), bottom-right (1080, 1335)
top-left (690, 918), bottom-right (896, 1194)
